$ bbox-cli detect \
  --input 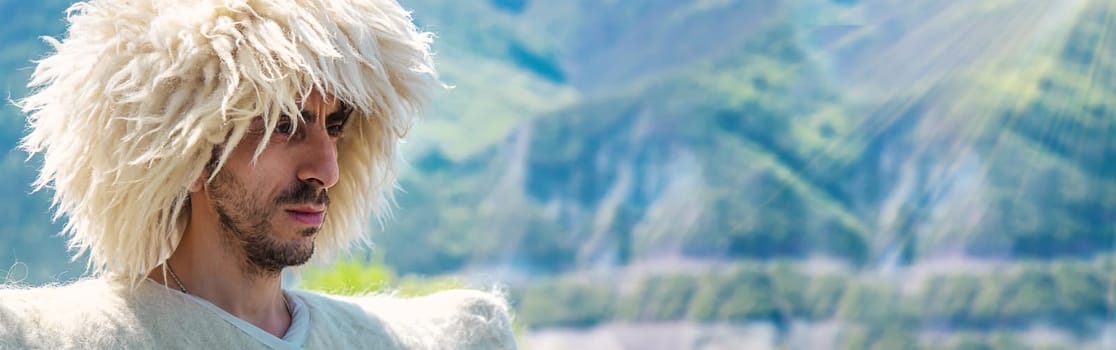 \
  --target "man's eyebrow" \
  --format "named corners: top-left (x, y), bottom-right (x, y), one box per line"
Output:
top-left (298, 105), bottom-right (353, 125)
